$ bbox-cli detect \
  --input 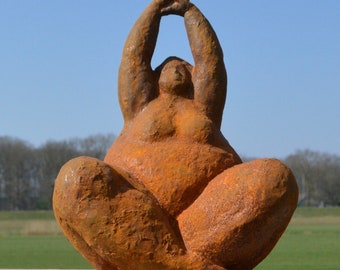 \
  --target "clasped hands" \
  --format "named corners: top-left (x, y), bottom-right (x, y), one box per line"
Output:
top-left (156, 0), bottom-right (192, 16)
